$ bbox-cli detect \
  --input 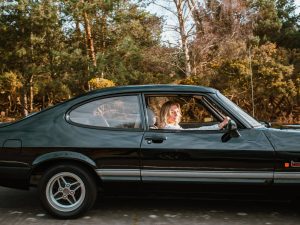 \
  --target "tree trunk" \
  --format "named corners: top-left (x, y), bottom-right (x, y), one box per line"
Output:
top-left (174, 0), bottom-right (192, 77)
top-left (8, 95), bottom-right (12, 112)
top-left (42, 95), bottom-right (45, 110)
top-left (21, 87), bottom-right (28, 117)
top-left (100, 13), bottom-right (107, 78)
top-left (82, 0), bottom-right (97, 67)
top-left (29, 75), bottom-right (33, 112)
